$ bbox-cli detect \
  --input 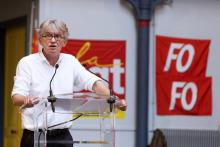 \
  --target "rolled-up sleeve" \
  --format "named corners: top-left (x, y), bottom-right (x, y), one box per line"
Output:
top-left (11, 59), bottom-right (31, 97)
top-left (73, 58), bottom-right (101, 91)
